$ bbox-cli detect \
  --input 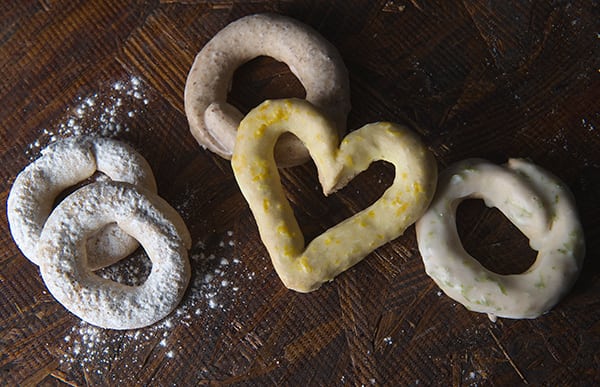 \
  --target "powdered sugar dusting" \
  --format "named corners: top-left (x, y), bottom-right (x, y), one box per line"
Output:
top-left (59, 229), bottom-right (244, 377)
top-left (26, 76), bottom-right (147, 159)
